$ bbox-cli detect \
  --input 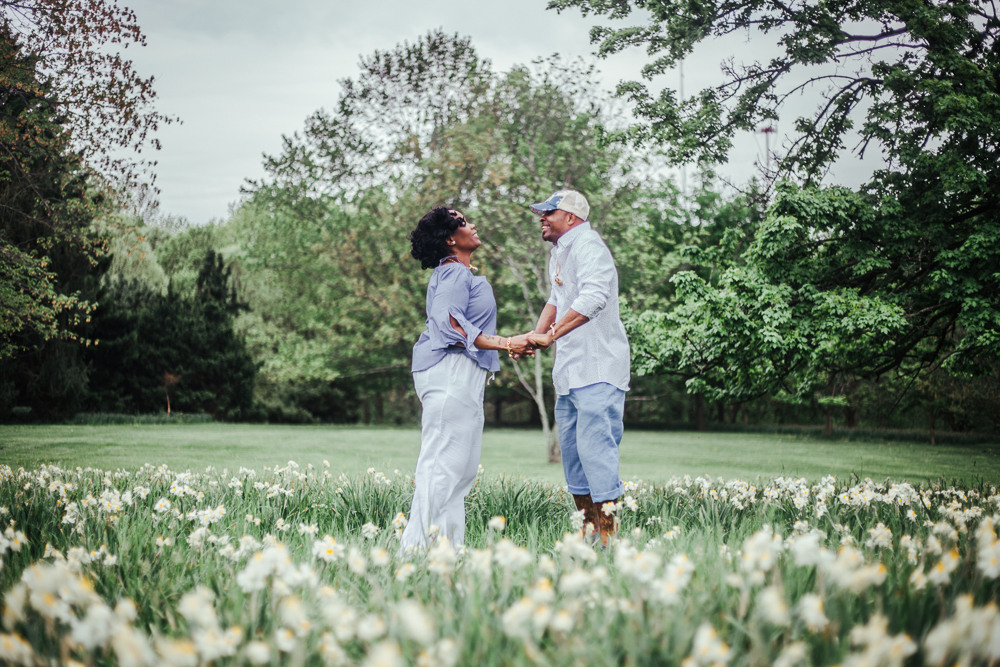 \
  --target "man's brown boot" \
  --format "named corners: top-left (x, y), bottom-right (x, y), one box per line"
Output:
top-left (571, 493), bottom-right (595, 539)
top-left (586, 498), bottom-right (603, 543)
top-left (597, 498), bottom-right (621, 547)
